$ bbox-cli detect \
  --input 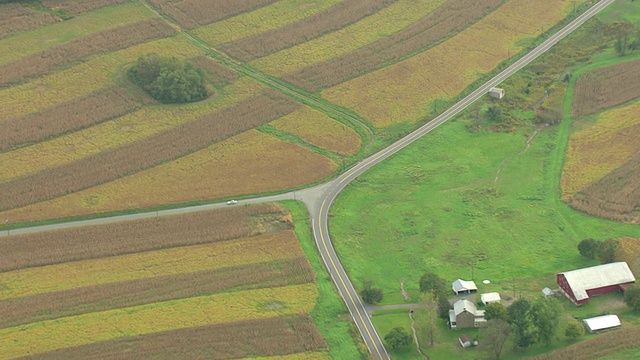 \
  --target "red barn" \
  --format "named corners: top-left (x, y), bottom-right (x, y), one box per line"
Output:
top-left (557, 262), bottom-right (636, 306)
